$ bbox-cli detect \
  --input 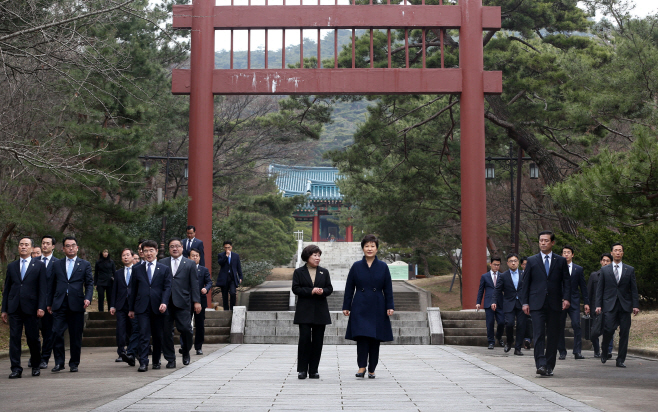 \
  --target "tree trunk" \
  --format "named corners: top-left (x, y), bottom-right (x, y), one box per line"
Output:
top-left (419, 253), bottom-right (431, 277)
top-left (484, 95), bottom-right (578, 235)
top-left (0, 223), bottom-right (16, 264)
